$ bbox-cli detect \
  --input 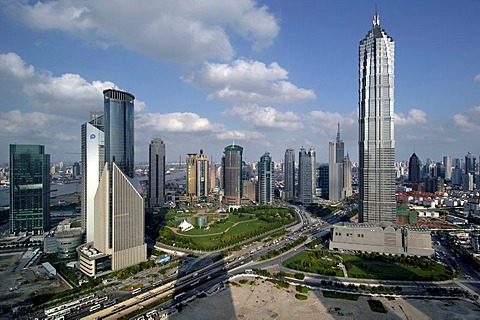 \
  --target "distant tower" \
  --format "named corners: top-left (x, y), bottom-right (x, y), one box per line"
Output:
top-left (408, 153), bottom-right (421, 186)
top-left (298, 147), bottom-right (314, 204)
top-left (284, 149), bottom-right (295, 201)
top-left (343, 153), bottom-right (352, 198)
top-left (358, 9), bottom-right (396, 223)
top-left (258, 152), bottom-right (274, 205)
top-left (196, 150), bottom-right (210, 199)
top-left (318, 164), bottom-right (329, 199)
top-left (186, 153), bottom-right (197, 199)
top-left (309, 147), bottom-right (317, 197)
top-left (443, 156), bottom-right (452, 180)
top-left (222, 144), bottom-right (243, 205)
top-left (329, 124), bottom-right (345, 201)
top-left (81, 112), bottom-right (104, 242)
top-left (10, 144), bottom-right (50, 235)
top-left (465, 152), bottom-right (476, 175)
top-left (148, 138), bottom-right (166, 208)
